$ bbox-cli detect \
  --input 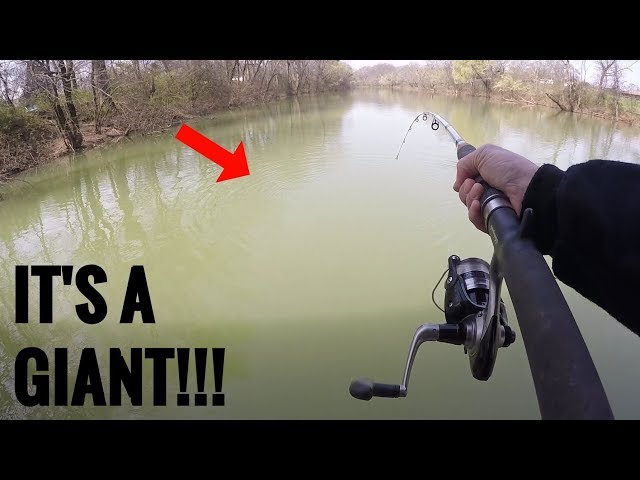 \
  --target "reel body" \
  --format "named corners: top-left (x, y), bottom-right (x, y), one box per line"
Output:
top-left (444, 255), bottom-right (515, 381)
top-left (349, 254), bottom-right (516, 401)
top-left (444, 255), bottom-right (489, 325)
